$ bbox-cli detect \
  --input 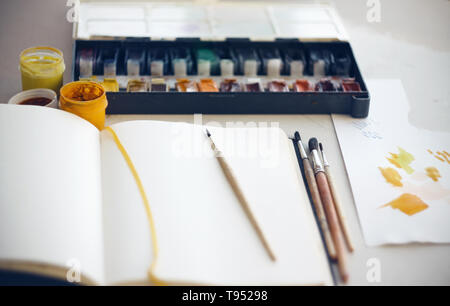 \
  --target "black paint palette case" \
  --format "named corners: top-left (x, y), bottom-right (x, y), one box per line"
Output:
top-left (72, 1), bottom-right (370, 118)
